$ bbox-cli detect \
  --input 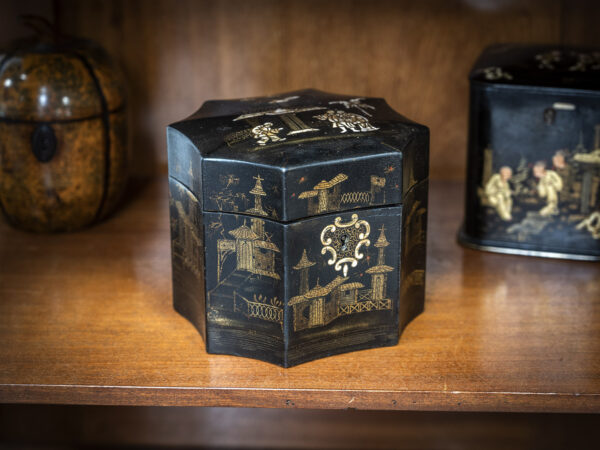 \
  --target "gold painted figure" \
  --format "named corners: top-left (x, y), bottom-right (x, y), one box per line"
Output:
top-left (314, 110), bottom-right (378, 134)
top-left (293, 249), bottom-right (316, 295)
top-left (226, 99), bottom-right (380, 149)
top-left (552, 150), bottom-right (574, 203)
top-left (485, 166), bottom-right (513, 221)
top-left (328, 98), bottom-right (376, 117)
top-left (576, 211), bottom-right (600, 239)
top-left (533, 161), bottom-right (563, 216)
top-left (251, 122), bottom-right (286, 146)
